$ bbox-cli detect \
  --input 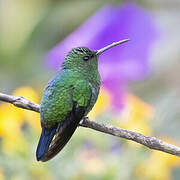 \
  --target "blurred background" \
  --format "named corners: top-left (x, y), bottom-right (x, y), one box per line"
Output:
top-left (0, 0), bottom-right (180, 179)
